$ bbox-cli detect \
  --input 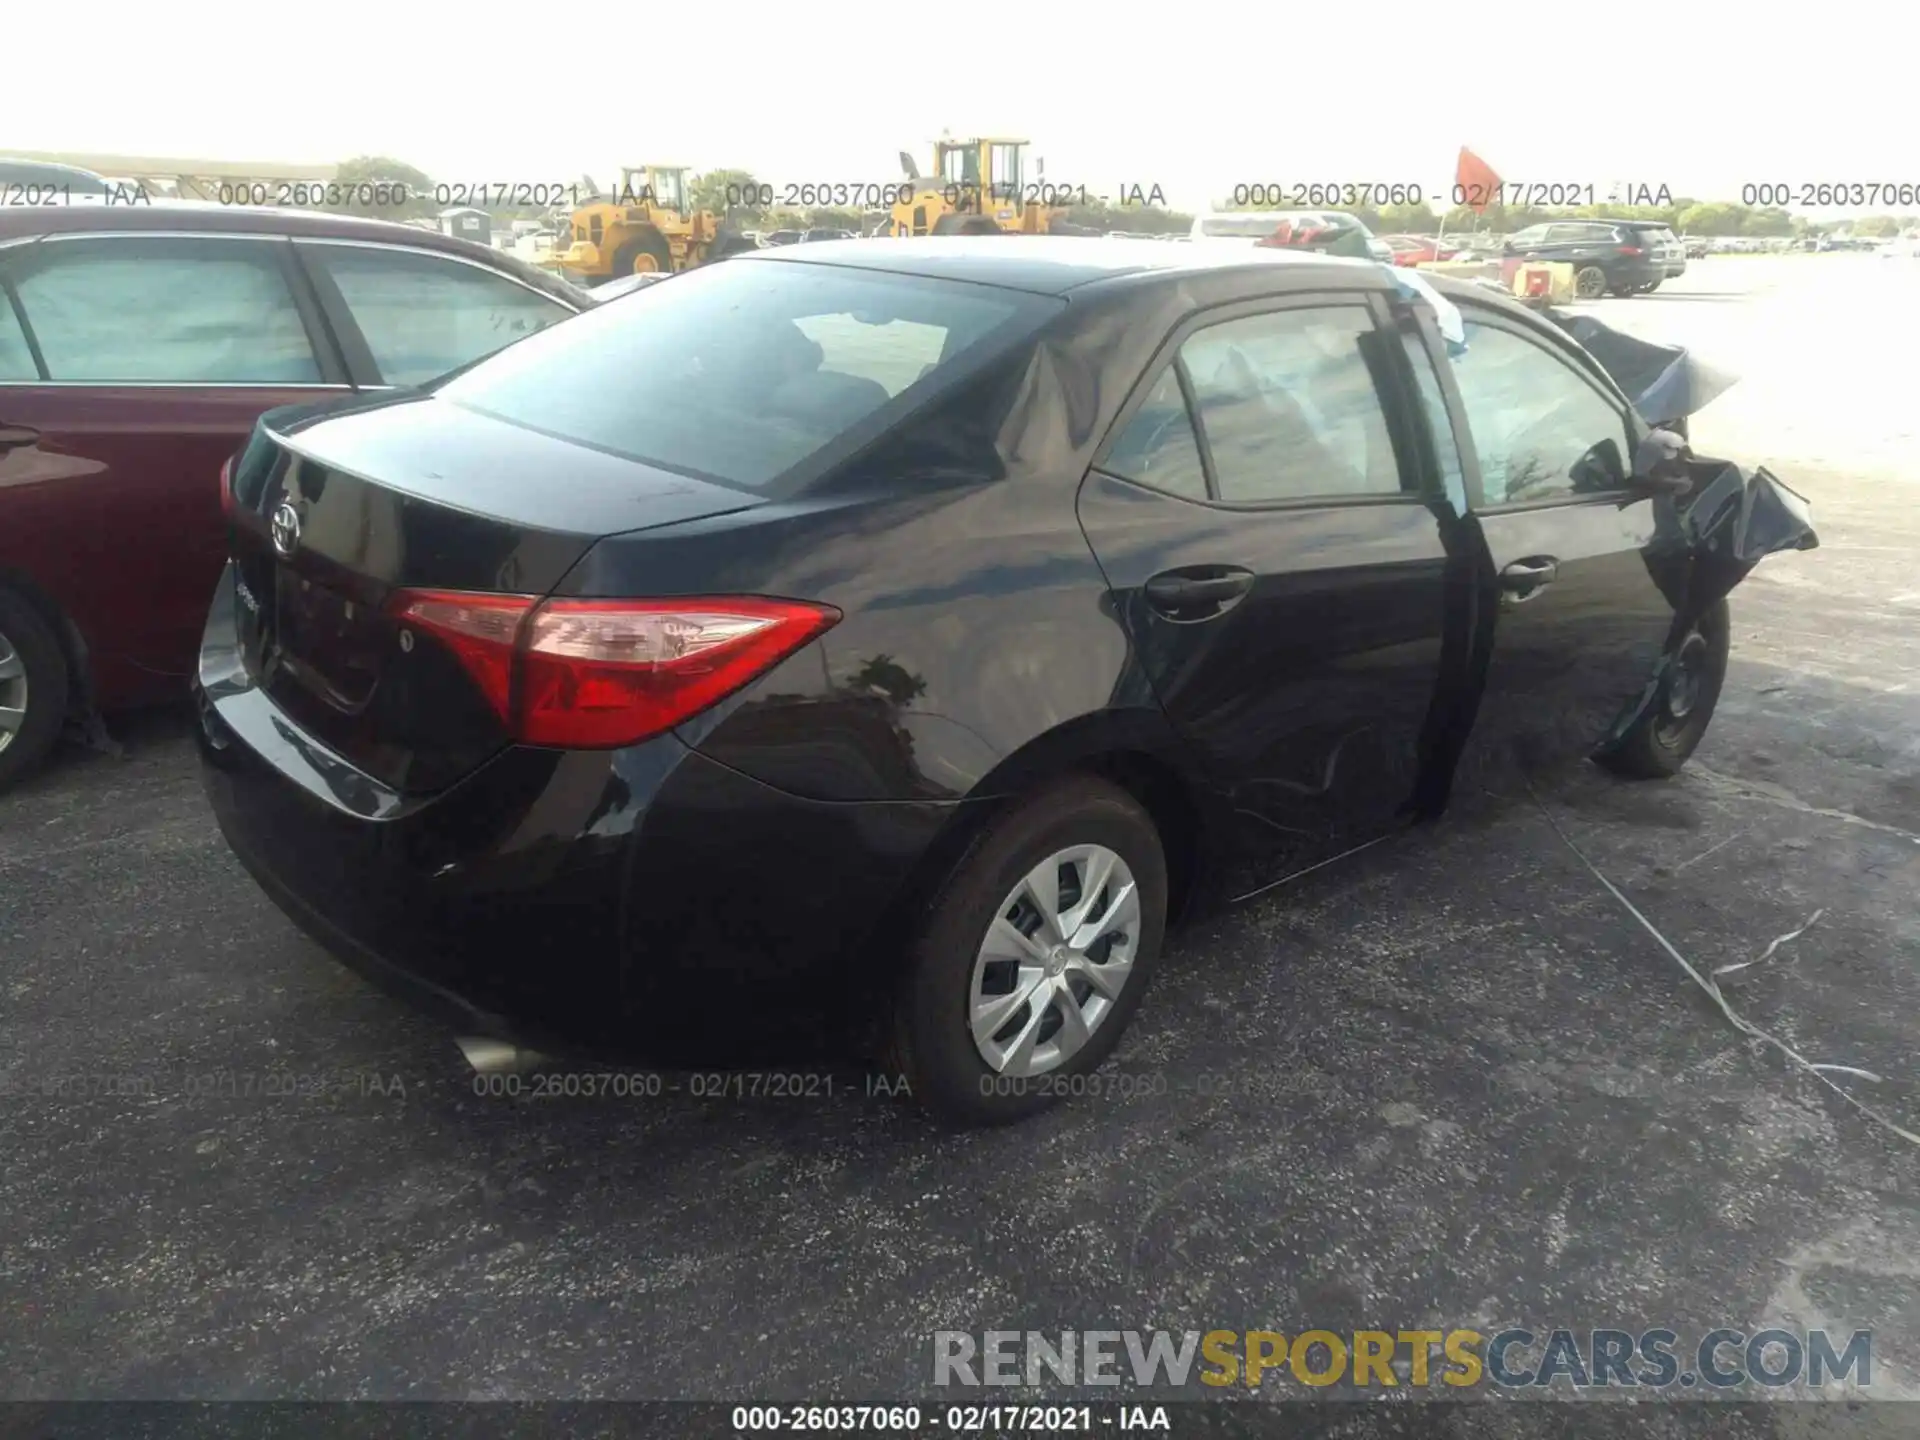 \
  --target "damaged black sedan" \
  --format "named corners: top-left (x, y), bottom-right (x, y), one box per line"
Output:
top-left (194, 239), bottom-right (1815, 1126)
